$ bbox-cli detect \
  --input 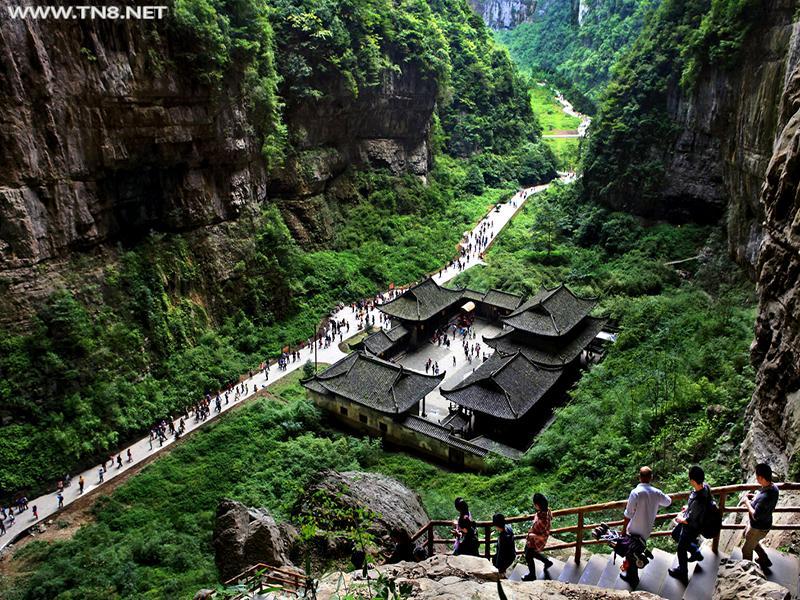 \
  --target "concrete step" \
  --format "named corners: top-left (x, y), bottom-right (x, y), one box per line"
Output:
top-left (596, 554), bottom-right (624, 588)
top-left (557, 557), bottom-right (589, 584)
top-left (765, 547), bottom-right (800, 598)
top-left (614, 547), bottom-right (673, 596)
top-left (658, 554), bottom-right (694, 600)
top-left (577, 554), bottom-right (608, 586)
top-left (682, 550), bottom-right (721, 600)
top-left (507, 556), bottom-right (563, 582)
top-left (726, 547), bottom-right (798, 598)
